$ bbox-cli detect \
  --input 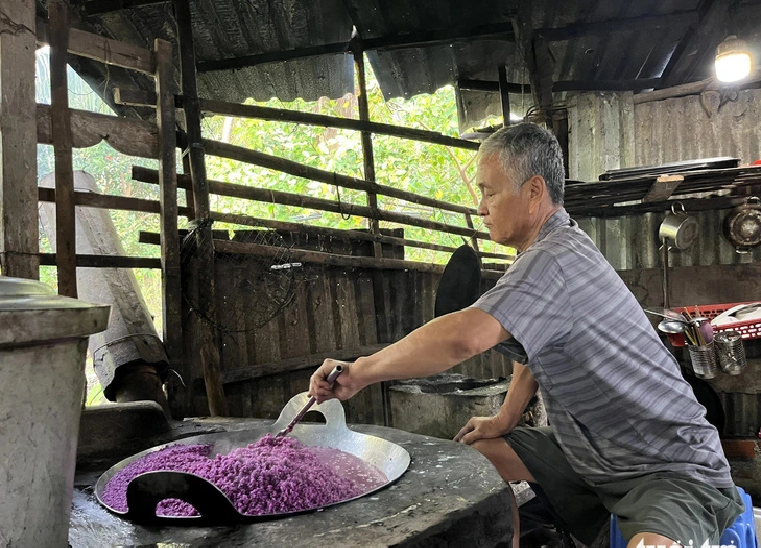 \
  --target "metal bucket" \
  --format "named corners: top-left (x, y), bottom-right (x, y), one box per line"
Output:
top-left (94, 394), bottom-right (410, 525)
